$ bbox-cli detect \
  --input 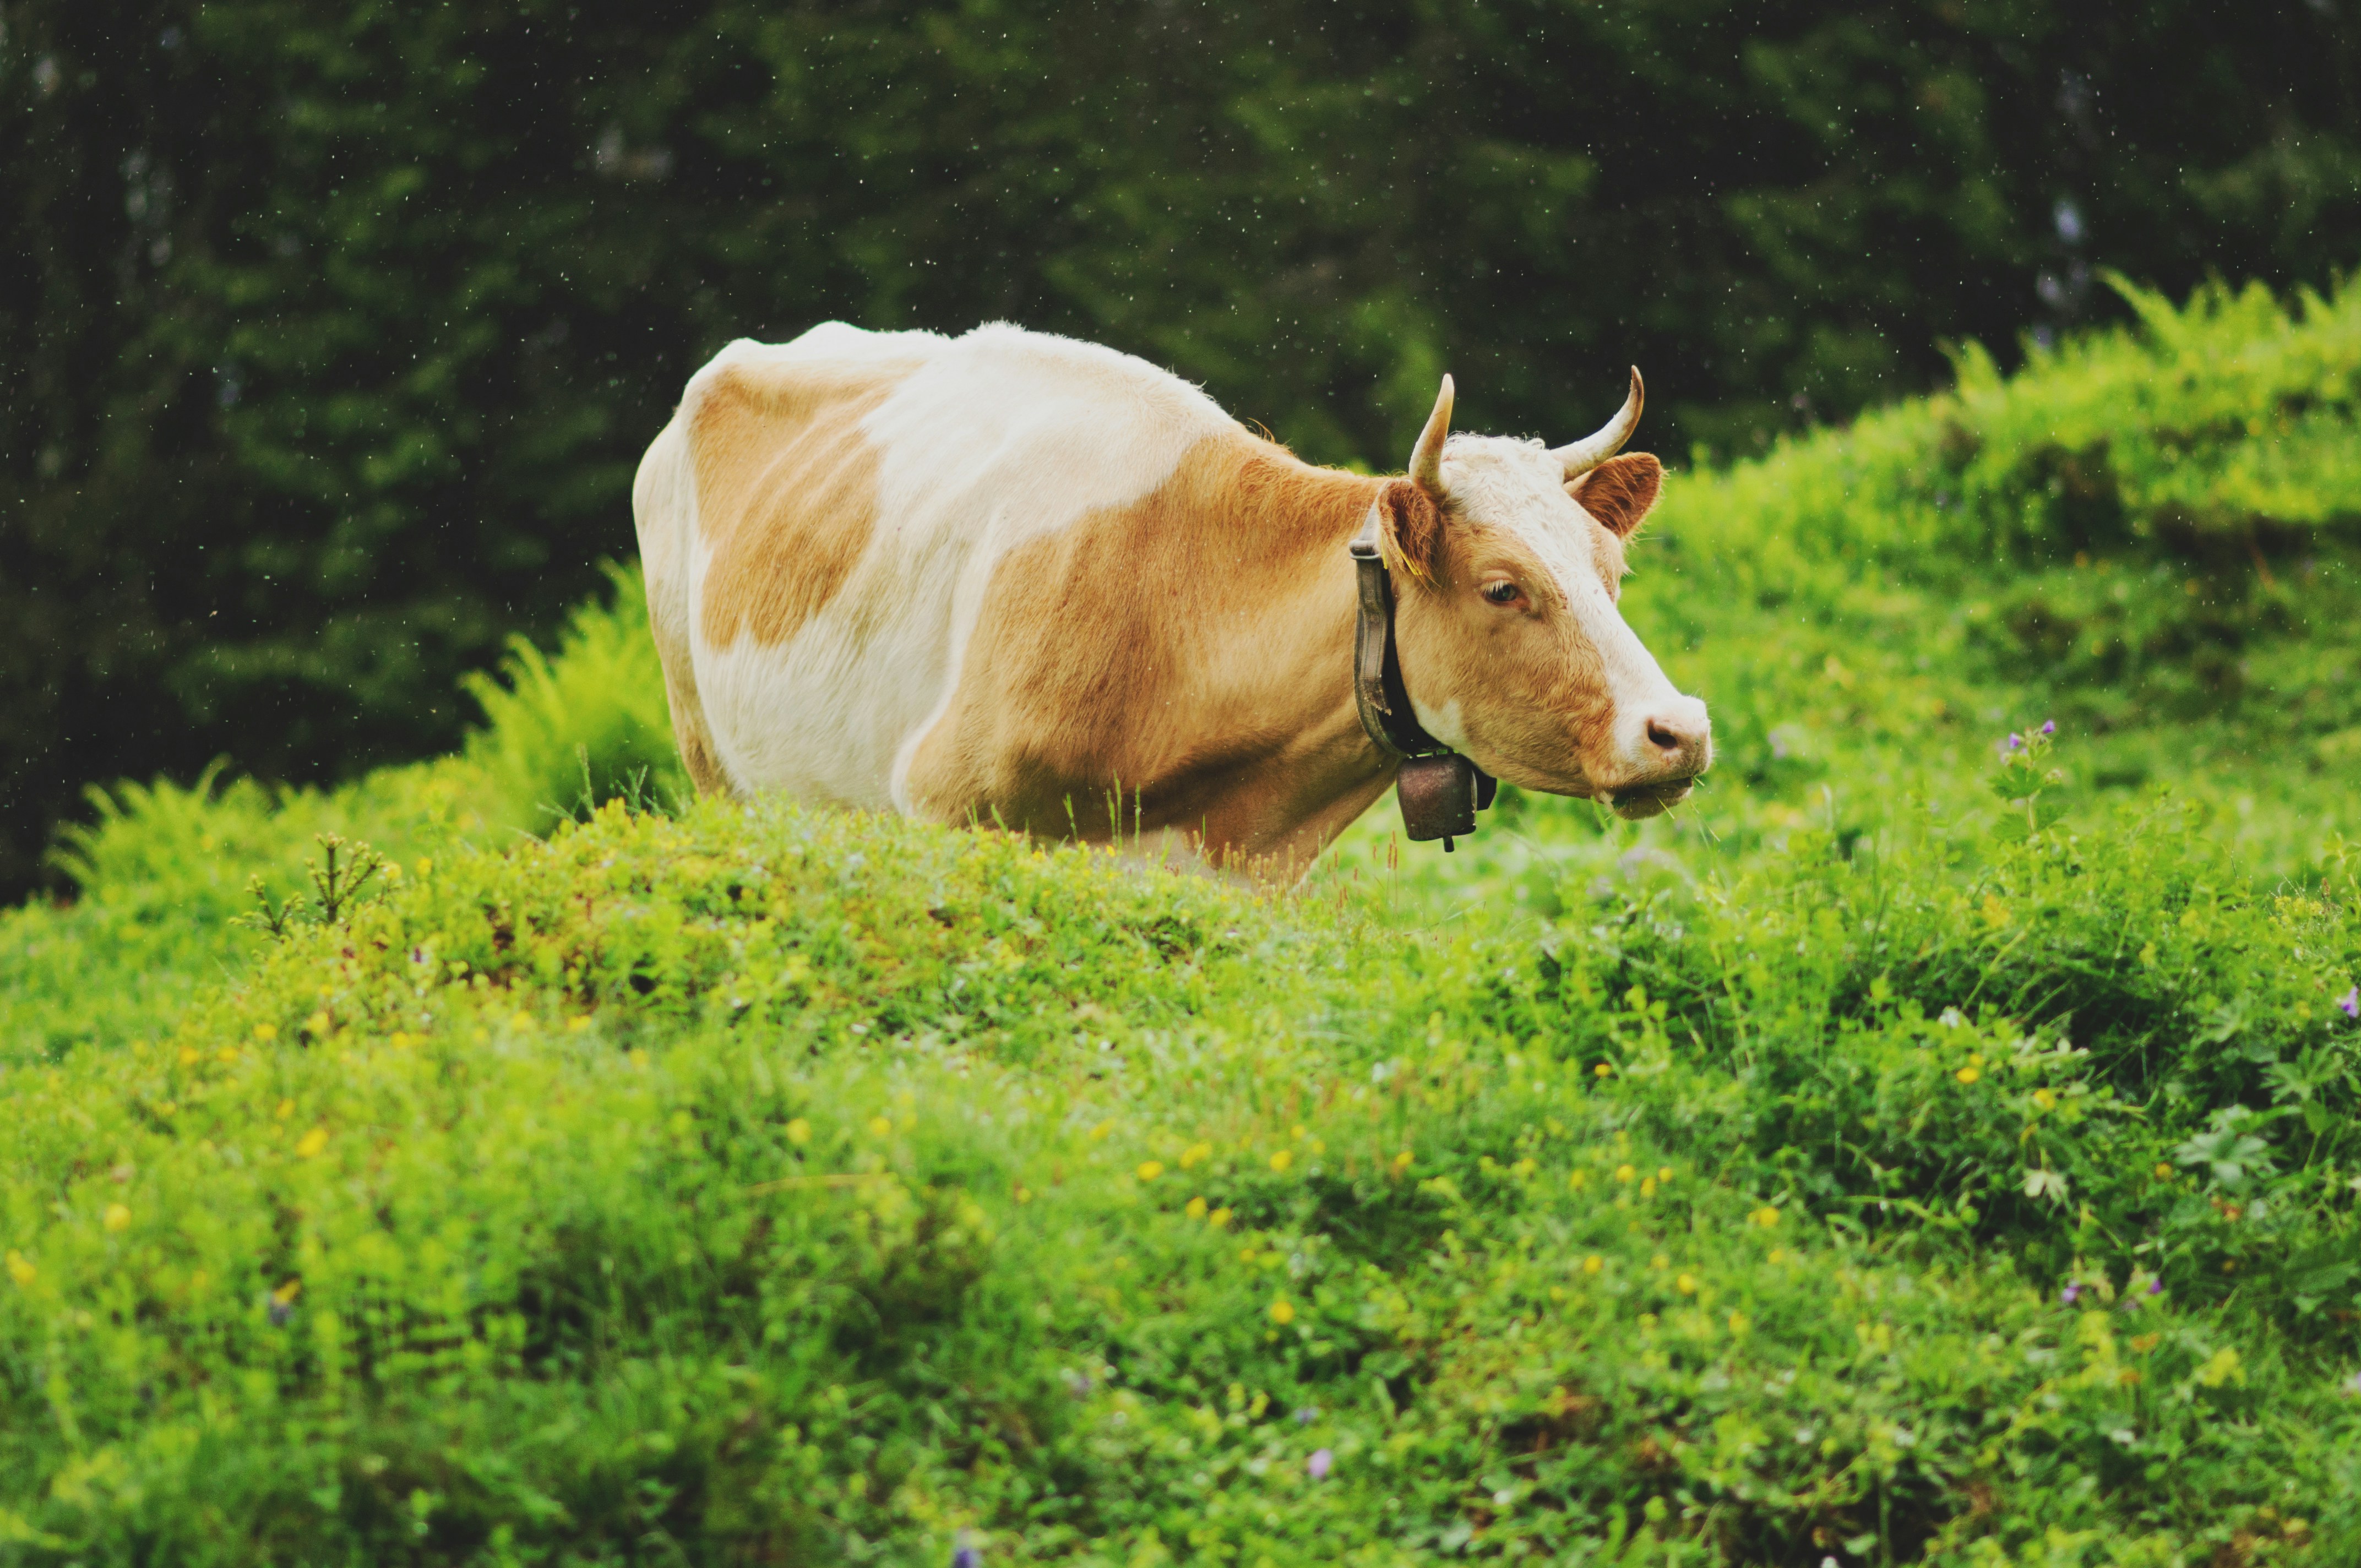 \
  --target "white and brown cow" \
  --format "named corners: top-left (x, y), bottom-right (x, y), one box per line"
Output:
top-left (633, 322), bottom-right (1709, 875)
